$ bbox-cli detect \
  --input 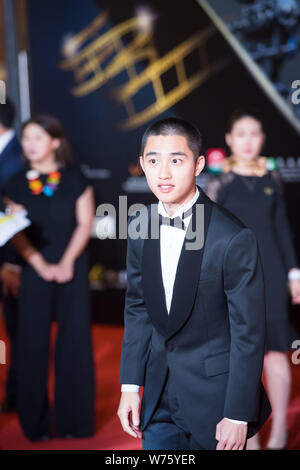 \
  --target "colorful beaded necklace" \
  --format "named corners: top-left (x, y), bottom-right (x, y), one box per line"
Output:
top-left (26, 169), bottom-right (61, 197)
